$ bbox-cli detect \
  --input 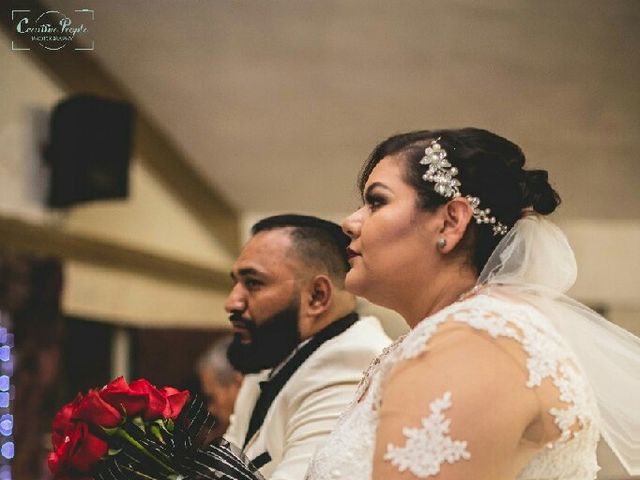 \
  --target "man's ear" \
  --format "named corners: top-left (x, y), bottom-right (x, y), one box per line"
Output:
top-left (232, 371), bottom-right (243, 385)
top-left (304, 275), bottom-right (333, 316)
top-left (438, 197), bottom-right (473, 253)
